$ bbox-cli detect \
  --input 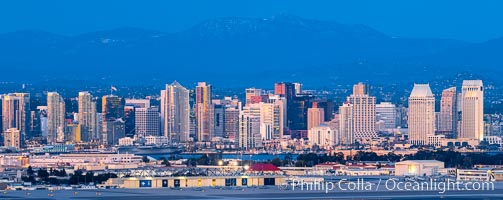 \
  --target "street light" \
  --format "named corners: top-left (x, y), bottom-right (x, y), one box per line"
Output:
top-left (244, 165), bottom-right (250, 170)
top-left (218, 160), bottom-right (224, 166)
